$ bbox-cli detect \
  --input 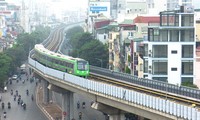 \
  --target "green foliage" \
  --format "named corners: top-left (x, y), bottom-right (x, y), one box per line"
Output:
top-left (0, 25), bottom-right (50, 89)
top-left (5, 45), bottom-right (26, 69)
top-left (68, 31), bottom-right (108, 68)
top-left (70, 32), bottom-right (93, 49)
top-left (182, 81), bottom-right (198, 88)
top-left (128, 55), bottom-right (131, 62)
top-left (16, 26), bottom-right (50, 54)
top-left (0, 53), bottom-right (12, 88)
top-left (125, 66), bottom-right (131, 74)
top-left (65, 26), bottom-right (84, 39)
